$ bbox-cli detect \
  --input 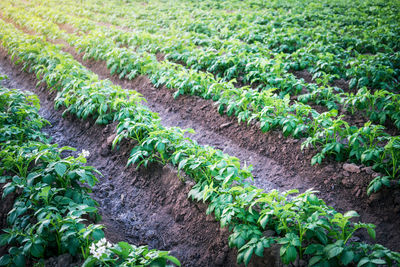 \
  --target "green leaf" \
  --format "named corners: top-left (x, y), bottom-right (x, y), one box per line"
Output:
top-left (367, 228), bottom-right (376, 240)
top-left (259, 215), bottom-right (268, 229)
top-left (117, 242), bottom-right (132, 258)
top-left (0, 234), bottom-right (9, 246)
top-left (370, 259), bottom-right (386, 265)
top-left (344, 210), bottom-right (359, 218)
top-left (243, 247), bottom-right (254, 266)
top-left (349, 78), bottom-right (357, 89)
top-left (2, 185), bottom-right (15, 198)
top-left (281, 245), bottom-right (297, 264)
top-left (327, 246), bottom-right (343, 259)
top-left (91, 229), bottom-right (104, 241)
top-left (9, 247), bottom-right (19, 256)
top-left (31, 244), bottom-right (44, 258)
top-left (0, 177), bottom-right (7, 184)
top-left (178, 159), bottom-right (188, 170)
top-left (305, 244), bottom-right (324, 255)
top-left (13, 254), bottom-right (25, 266)
top-left (255, 242), bottom-right (264, 257)
top-left (309, 256), bottom-right (322, 266)
top-left (54, 163), bottom-right (67, 177)
top-left (82, 256), bottom-right (96, 267)
top-left (0, 255), bottom-right (11, 266)
top-left (341, 250), bottom-right (354, 265)
top-left (311, 154), bottom-right (322, 165)
top-left (357, 257), bottom-right (370, 266)
top-left (314, 228), bottom-right (328, 245)
top-left (164, 255), bottom-right (181, 266)
top-left (157, 142), bottom-right (166, 153)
